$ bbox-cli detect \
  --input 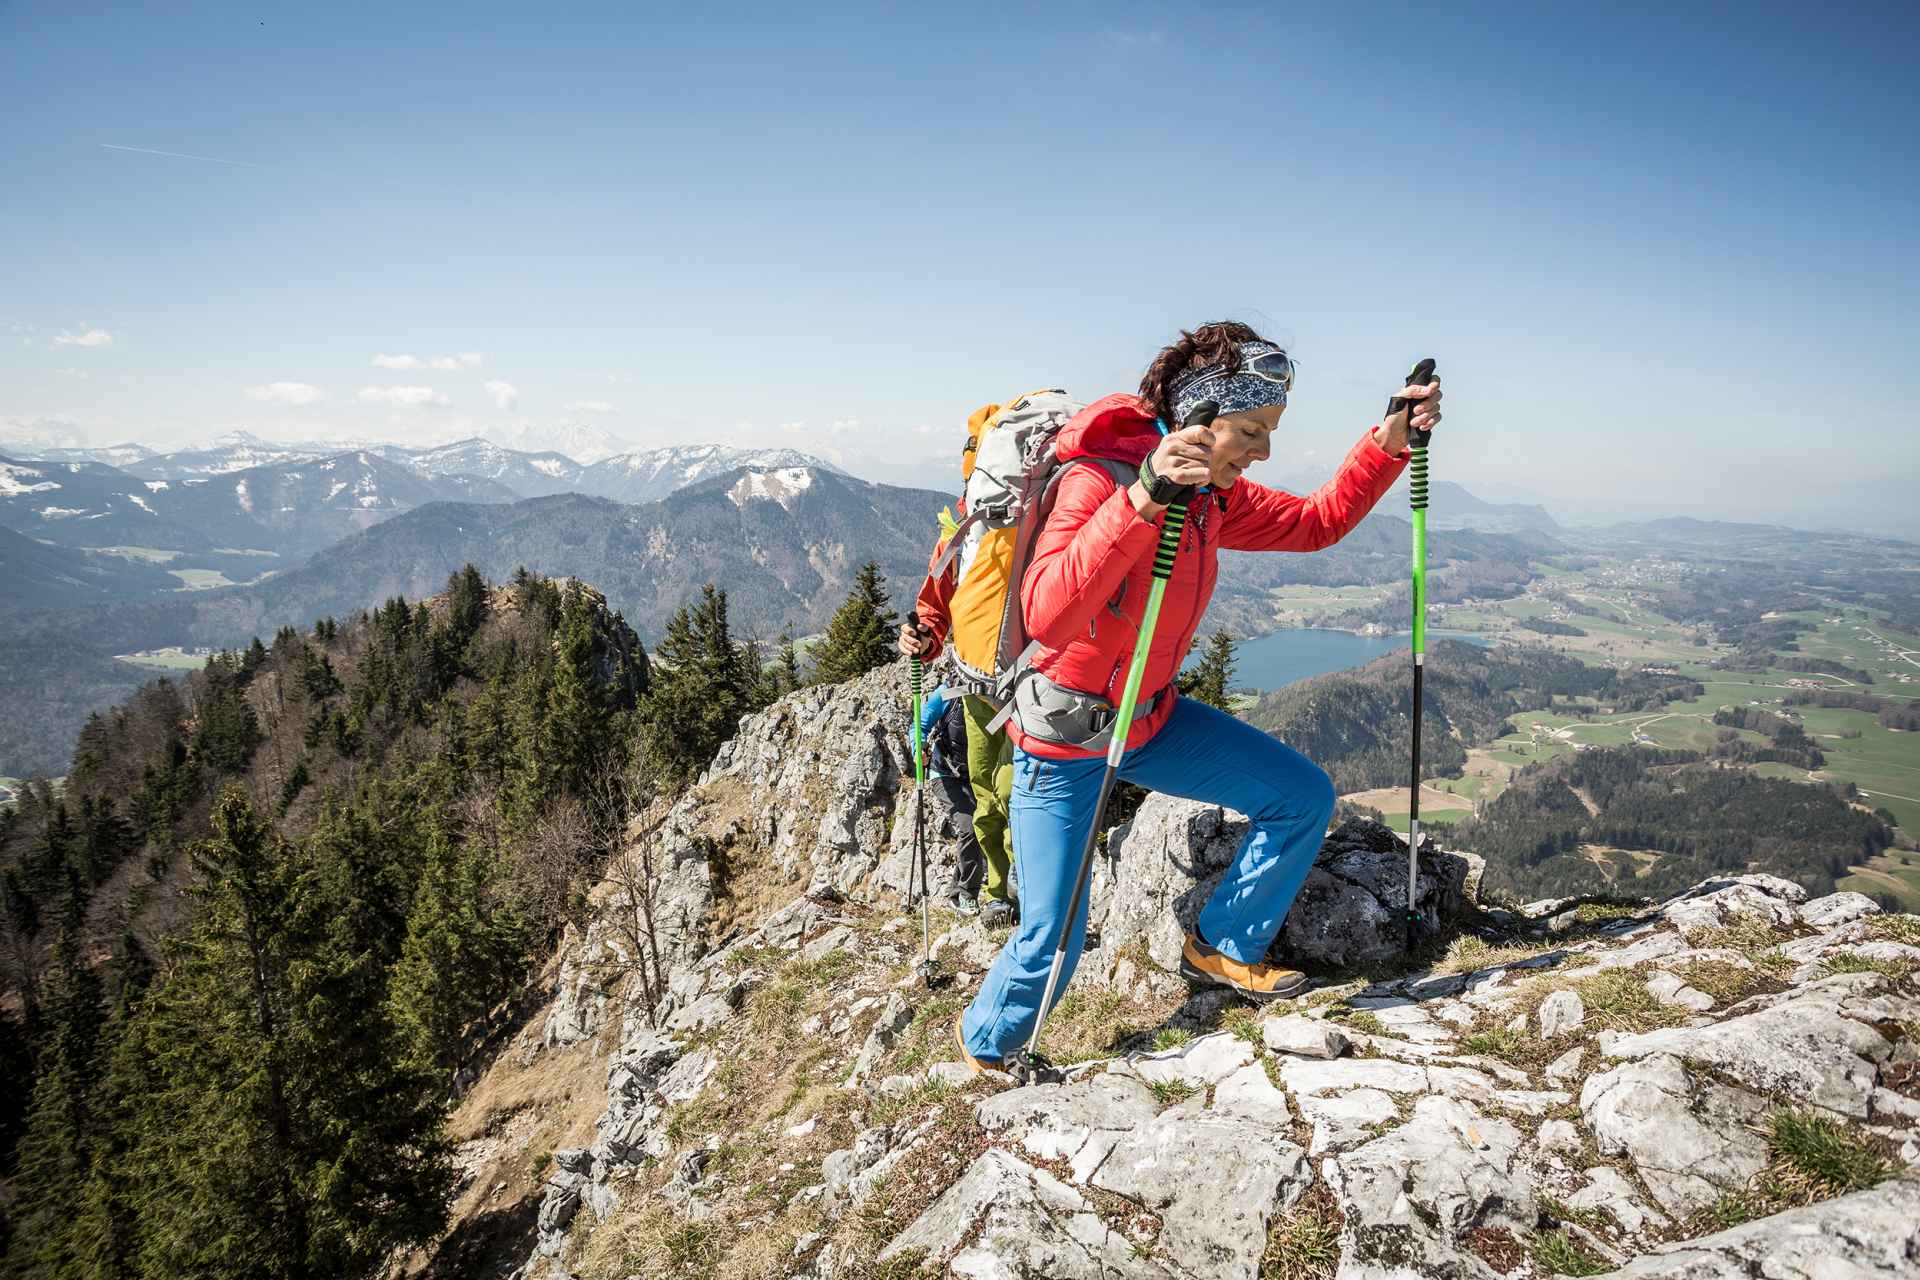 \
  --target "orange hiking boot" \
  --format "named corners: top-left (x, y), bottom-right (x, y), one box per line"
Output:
top-left (1180, 933), bottom-right (1310, 1002)
top-left (953, 1009), bottom-right (1003, 1075)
